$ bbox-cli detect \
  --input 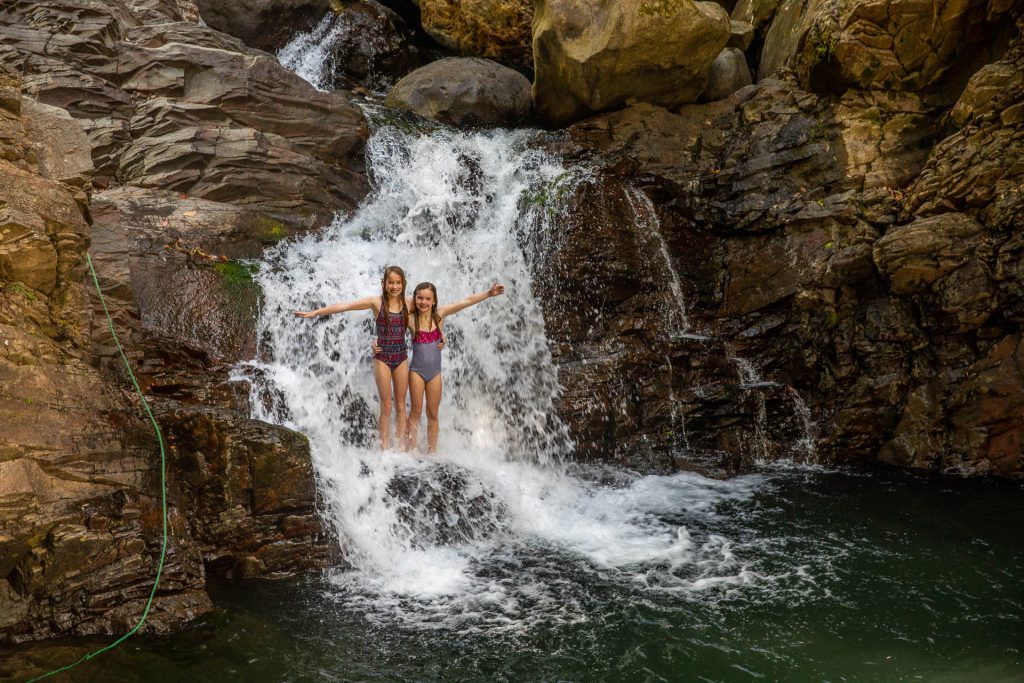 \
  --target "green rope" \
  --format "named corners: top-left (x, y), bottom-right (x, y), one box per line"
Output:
top-left (26, 252), bottom-right (169, 682)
